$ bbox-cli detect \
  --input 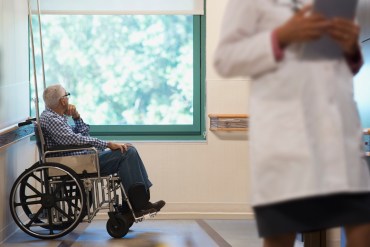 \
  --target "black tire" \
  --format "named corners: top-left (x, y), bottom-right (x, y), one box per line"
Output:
top-left (128, 221), bottom-right (134, 228)
top-left (19, 168), bottom-right (88, 230)
top-left (106, 214), bottom-right (130, 238)
top-left (9, 162), bottom-right (86, 239)
top-left (122, 212), bottom-right (134, 228)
